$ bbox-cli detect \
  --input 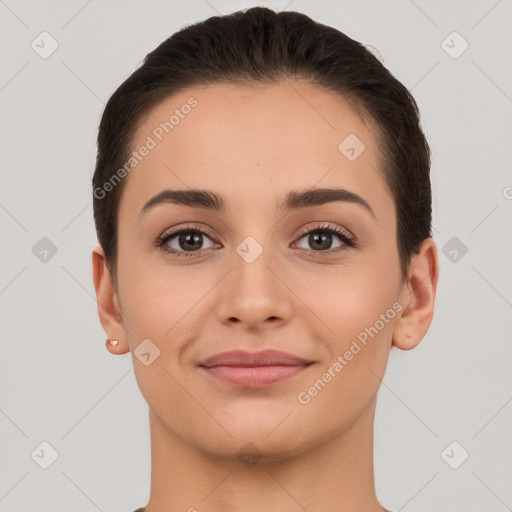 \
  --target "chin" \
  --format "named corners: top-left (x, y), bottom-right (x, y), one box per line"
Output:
top-left (204, 432), bottom-right (305, 464)
top-left (195, 410), bottom-right (316, 463)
